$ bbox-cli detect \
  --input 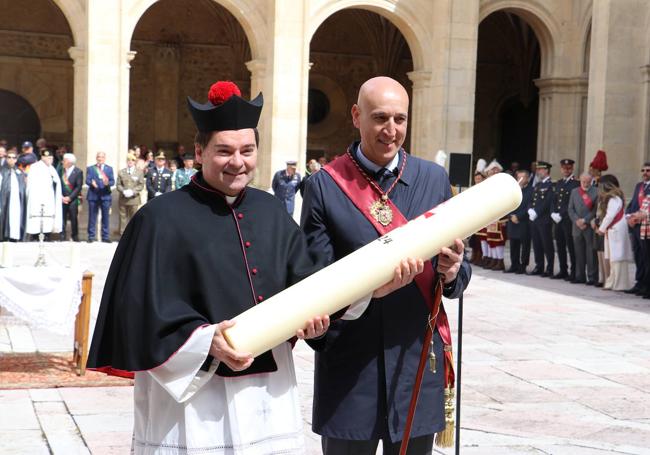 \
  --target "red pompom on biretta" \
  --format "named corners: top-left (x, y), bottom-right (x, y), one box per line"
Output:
top-left (590, 149), bottom-right (608, 171)
top-left (208, 81), bottom-right (241, 106)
